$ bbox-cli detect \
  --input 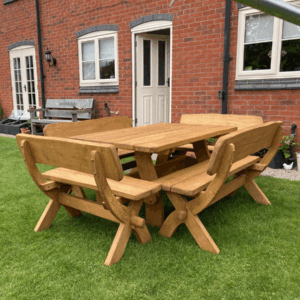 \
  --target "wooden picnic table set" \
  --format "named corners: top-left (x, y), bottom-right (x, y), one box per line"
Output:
top-left (16, 114), bottom-right (283, 265)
